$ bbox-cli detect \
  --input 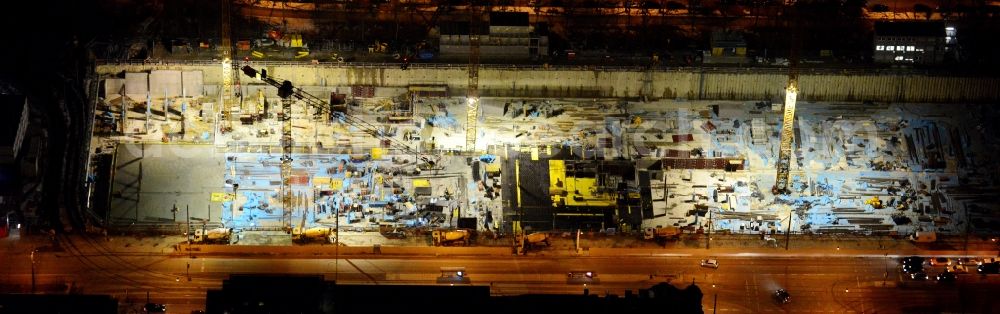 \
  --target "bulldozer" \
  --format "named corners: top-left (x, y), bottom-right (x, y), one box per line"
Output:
top-left (292, 227), bottom-right (335, 244)
top-left (432, 229), bottom-right (471, 246)
top-left (193, 228), bottom-right (233, 244)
